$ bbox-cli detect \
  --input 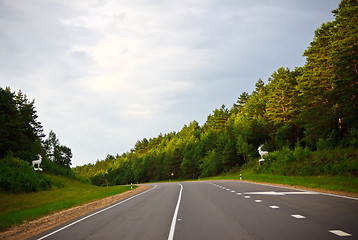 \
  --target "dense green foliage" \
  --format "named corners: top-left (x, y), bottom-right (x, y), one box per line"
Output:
top-left (0, 155), bottom-right (53, 193)
top-left (0, 88), bottom-right (44, 161)
top-left (253, 145), bottom-right (358, 176)
top-left (74, 0), bottom-right (358, 185)
top-left (0, 87), bottom-right (74, 192)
